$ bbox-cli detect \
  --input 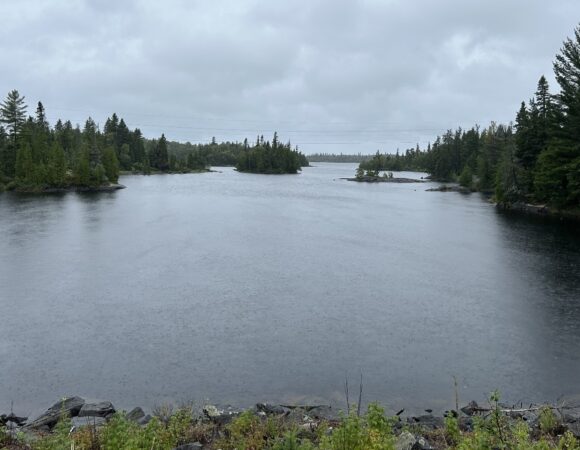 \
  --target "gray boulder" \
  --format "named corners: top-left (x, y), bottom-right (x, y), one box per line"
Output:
top-left (395, 431), bottom-right (416, 450)
top-left (460, 401), bottom-right (479, 416)
top-left (138, 414), bottom-right (152, 426)
top-left (26, 396), bottom-right (85, 430)
top-left (126, 407), bottom-right (146, 422)
top-left (256, 403), bottom-right (289, 416)
top-left (308, 405), bottom-right (338, 421)
top-left (78, 401), bottom-right (115, 418)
